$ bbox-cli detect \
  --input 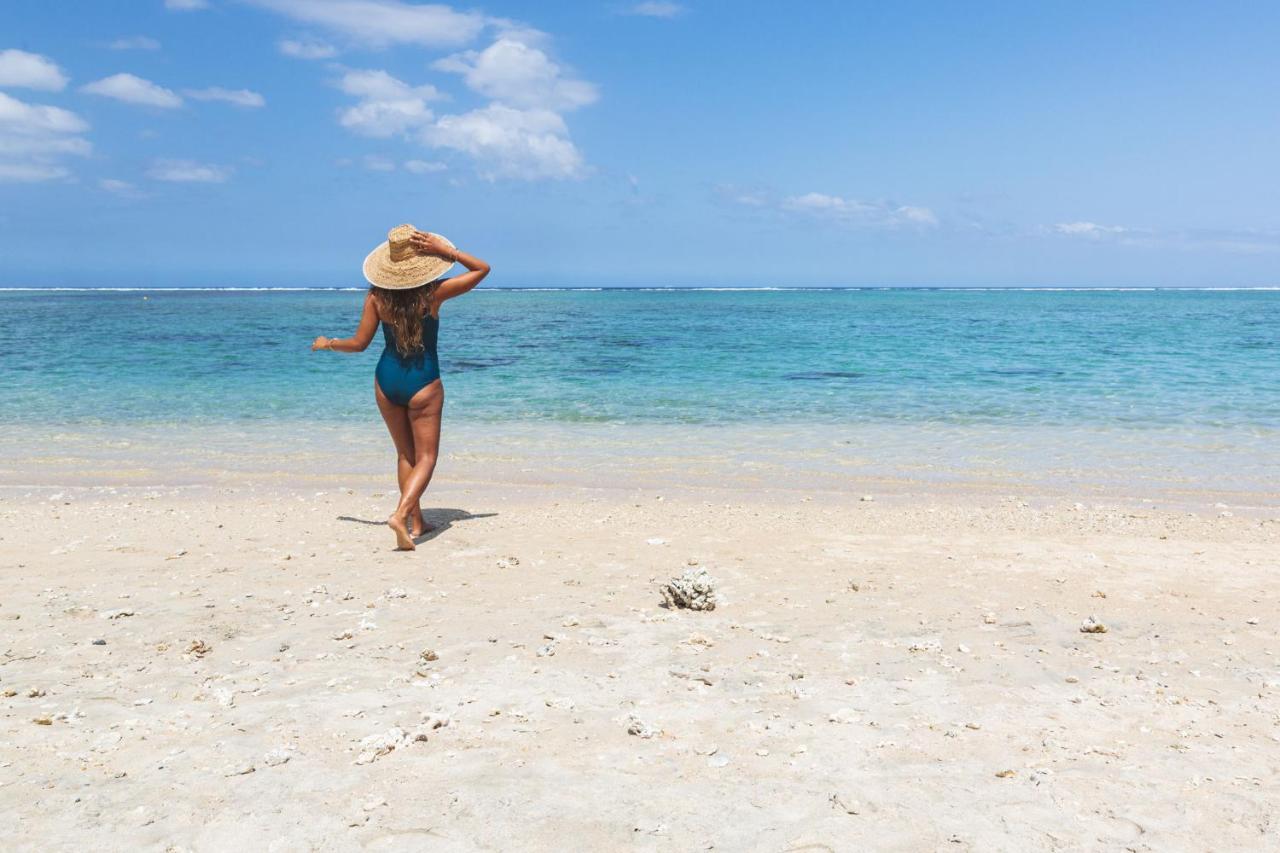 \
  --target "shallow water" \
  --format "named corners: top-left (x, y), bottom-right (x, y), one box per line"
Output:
top-left (3, 288), bottom-right (1277, 427)
top-left (2, 288), bottom-right (1277, 494)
